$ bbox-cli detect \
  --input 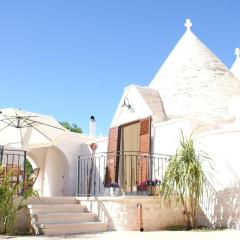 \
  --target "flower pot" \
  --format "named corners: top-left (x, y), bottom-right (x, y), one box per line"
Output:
top-left (147, 186), bottom-right (160, 196)
top-left (104, 187), bottom-right (121, 196)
